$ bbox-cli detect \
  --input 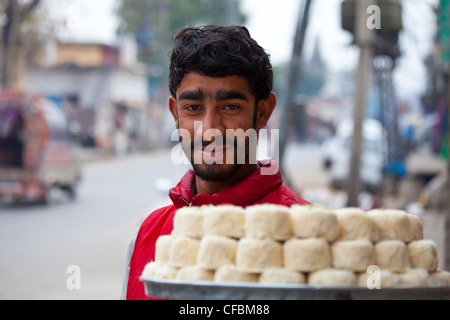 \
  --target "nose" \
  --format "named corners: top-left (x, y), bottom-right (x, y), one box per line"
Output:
top-left (195, 109), bottom-right (226, 142)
